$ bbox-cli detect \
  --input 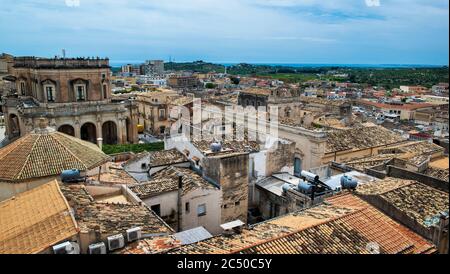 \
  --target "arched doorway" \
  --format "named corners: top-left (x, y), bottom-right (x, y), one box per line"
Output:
top-left (81, 122), bottom-right (96, 144)
top-left (102, 121), bottom-right (118, 145)
top-left (58, 125), bottom-right (75, 136)
top-left (9, 114), bottom-right (20, 138)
